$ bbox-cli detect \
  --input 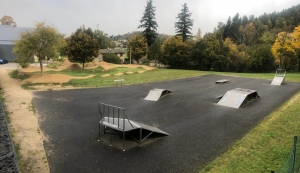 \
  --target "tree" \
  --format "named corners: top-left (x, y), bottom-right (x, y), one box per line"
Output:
top-left (222, 38), bottom-right (249, 72)
top-left (93, 29), bottom-right (112, 49)
top-left (247, 44), bottom-right (275, 72)
top-left (239, 22), bottom-right (256, 45)
top-left (230, 13), bottom-right (242, 43)
top-left (138, 0), bottom-right (158, 46)
top-left (196, 28), bottom-right (202, 40)
top-left (147, 39), bottom-right (162, 61)
top-left (175, 3), bottom-right (193, 42)
top-left (191, 33), bottom-right (222, 70)
top-left (13, 22), bottom-right (65, 74)
top-left (0, 15), bottom-right (16, 27)
top-left (66, 28), bottom-right (99, 69)
top-left (275, 17), bottom-right (287, 29)
top-left (160, 36), bottom-right (190, 67)
top-left (292, 26), bottom-right (300, 48)
top-left (127, 34), bottom-right (147, 63)
top-left (271, 31), bottom-right (295, 69)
